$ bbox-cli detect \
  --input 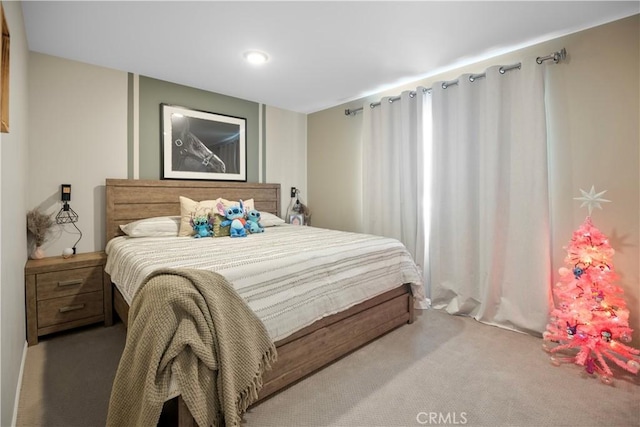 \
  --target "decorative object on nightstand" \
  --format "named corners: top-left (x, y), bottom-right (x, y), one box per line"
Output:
top-left (26, 208), bottom-right (54, 259)
top-left (286, 187), bottom-right (311, 226)
top-left (55, 184), bottom-right (82, 255)
top-left (24, 251), bottom-right (113, 346)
